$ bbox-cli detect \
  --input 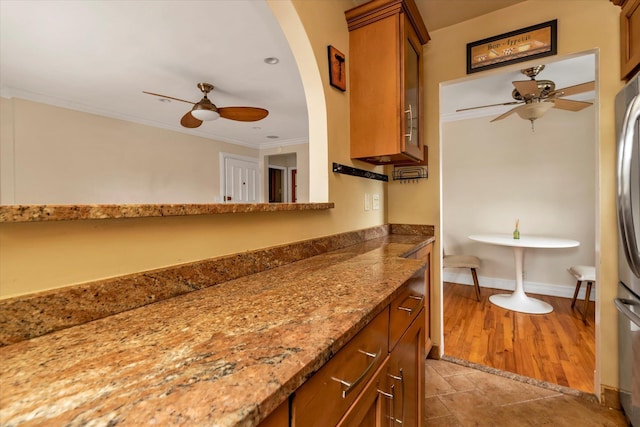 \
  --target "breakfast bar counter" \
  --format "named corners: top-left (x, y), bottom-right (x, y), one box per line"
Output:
top-left (0, 233), bottom-right (433, 426)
